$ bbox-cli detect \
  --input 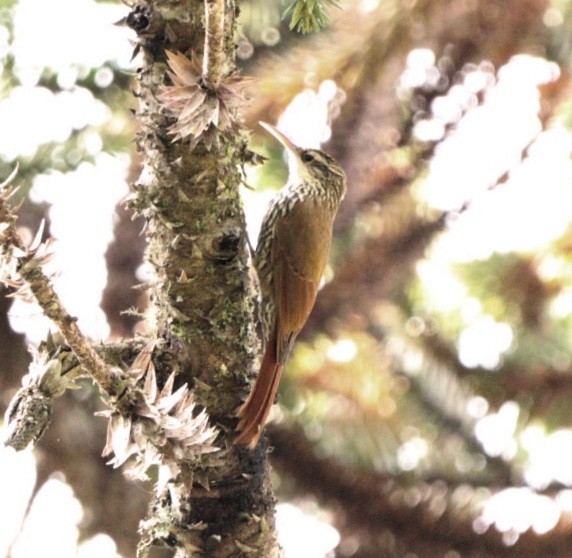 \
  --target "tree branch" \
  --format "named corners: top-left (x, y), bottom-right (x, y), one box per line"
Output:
top-left (124, 0), bottom-right (279, 554)
top-left (0, 172), bottom-right (122, 398)
top-left (203, 0), bottom-right (226, 90)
